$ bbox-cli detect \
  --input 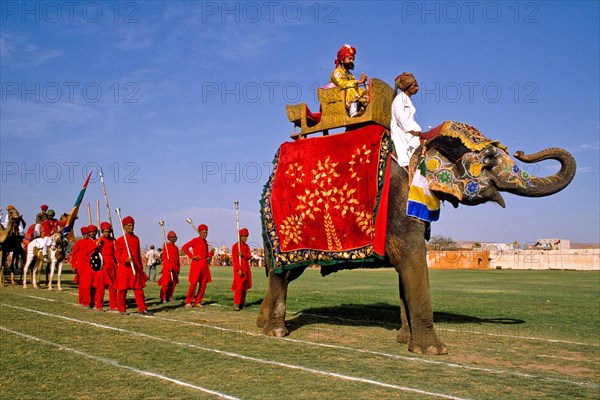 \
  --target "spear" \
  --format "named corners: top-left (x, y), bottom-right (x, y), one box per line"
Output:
top-left (99, 168), bottom-right (113, 227)
top-left (96, 200), bottom-right (101, 231)
top-left (234, 201), bottom-right (241, 268)
top-left (86, 202), bottom-right (92, 225)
